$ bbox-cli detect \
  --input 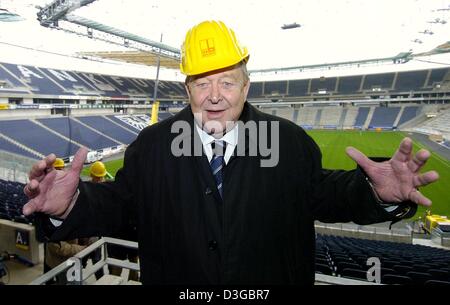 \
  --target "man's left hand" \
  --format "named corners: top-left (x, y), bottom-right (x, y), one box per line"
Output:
top-left (346, 137), bottom-right (439, 207)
